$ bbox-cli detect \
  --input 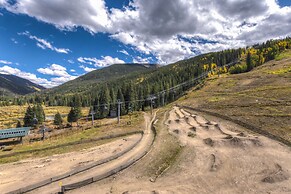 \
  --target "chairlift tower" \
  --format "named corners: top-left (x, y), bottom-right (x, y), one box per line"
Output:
top-left (117, 99), bottom-right (123, 124)
top-left (147, 95), bottom-right (157, 115)
top-left (90, 108), bottom-right (95, 126)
